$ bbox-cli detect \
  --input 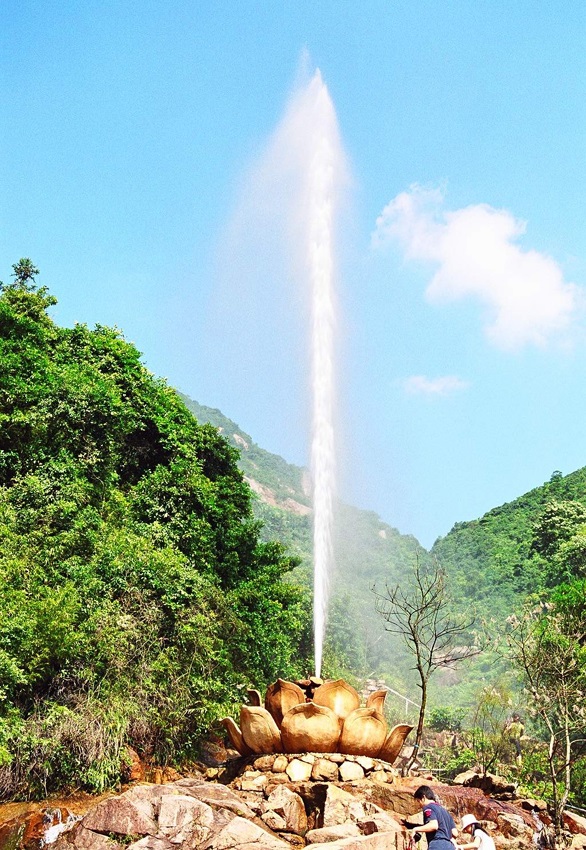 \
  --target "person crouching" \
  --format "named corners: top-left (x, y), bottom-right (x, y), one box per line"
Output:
top-left (457, 814), bottom-right (495, 850)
